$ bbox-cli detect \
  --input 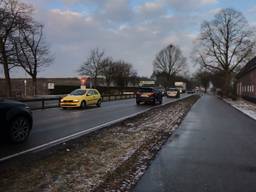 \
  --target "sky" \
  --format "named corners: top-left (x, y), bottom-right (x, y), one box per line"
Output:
top-left (4, 0), bottom-right (256, 78)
